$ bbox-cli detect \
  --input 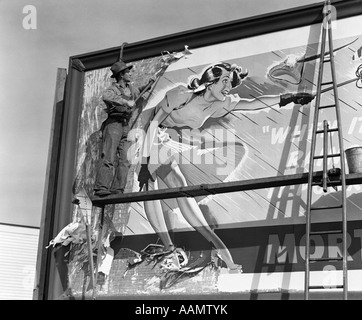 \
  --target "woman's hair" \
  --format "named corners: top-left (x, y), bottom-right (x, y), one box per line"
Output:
top-left (188, 62), bottom-right (248, 93)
